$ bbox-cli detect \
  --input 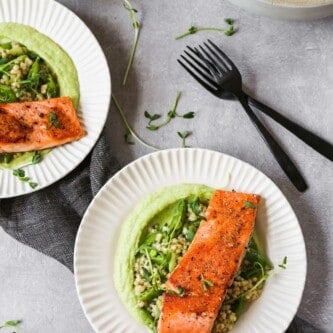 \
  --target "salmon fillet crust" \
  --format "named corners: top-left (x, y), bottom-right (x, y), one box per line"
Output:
top-left (0, 97), bottom-right (85, 153)
top-left (158, 190), bottom-right (261, 333)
